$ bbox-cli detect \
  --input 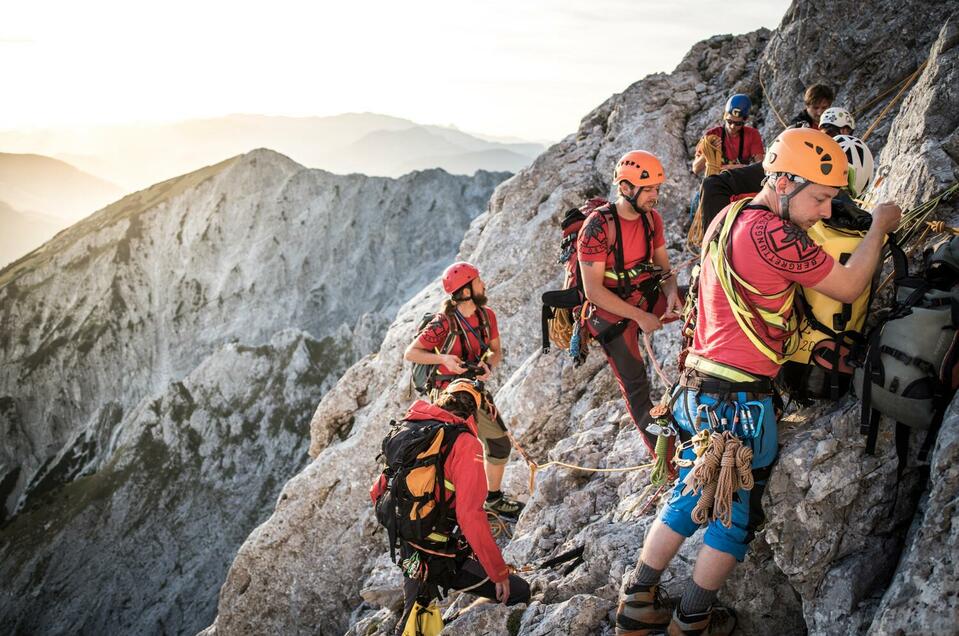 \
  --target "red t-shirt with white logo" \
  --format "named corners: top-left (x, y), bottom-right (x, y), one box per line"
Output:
top-left (416, 308), bottom-right (498, 384)
top-left (691, 204), bottom-right (835, 378)
top-left (703, 125), bottom-right (765, 165)
top-left (576, 206), bottom-right (666, 322)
